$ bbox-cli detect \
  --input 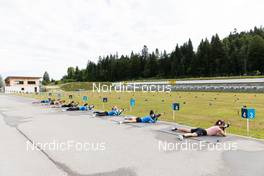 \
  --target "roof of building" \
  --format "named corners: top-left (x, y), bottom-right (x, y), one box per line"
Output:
top-left (5, 76), bottom-right (42, 81)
